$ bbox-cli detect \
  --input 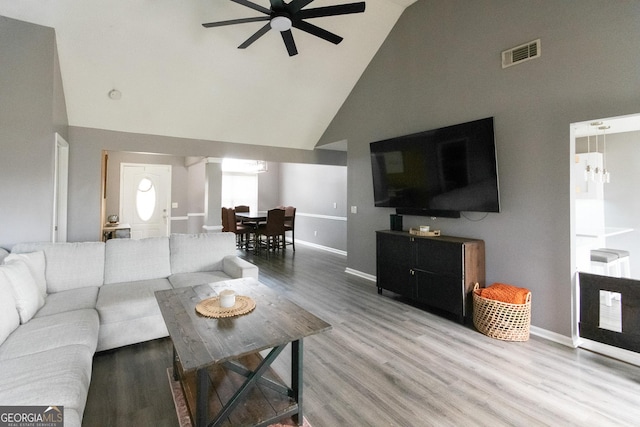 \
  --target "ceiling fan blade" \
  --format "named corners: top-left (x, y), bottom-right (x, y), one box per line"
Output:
top-left (202, 16), bottom-right (270, 28)
top-left (281, 30), bottom-right (298, 56)
top-left (269, 0), bottom-right (286, 10)
top-left (238, 23), bottom-right (272, 48)
top-left (293, 20), bottom-right (343, 45)
top-left (231, 0), bottom-right (272, 15)
top-left (297, 2), bottom-right (365, 19)
top-left (288, 0), bottom-right (315, 14)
